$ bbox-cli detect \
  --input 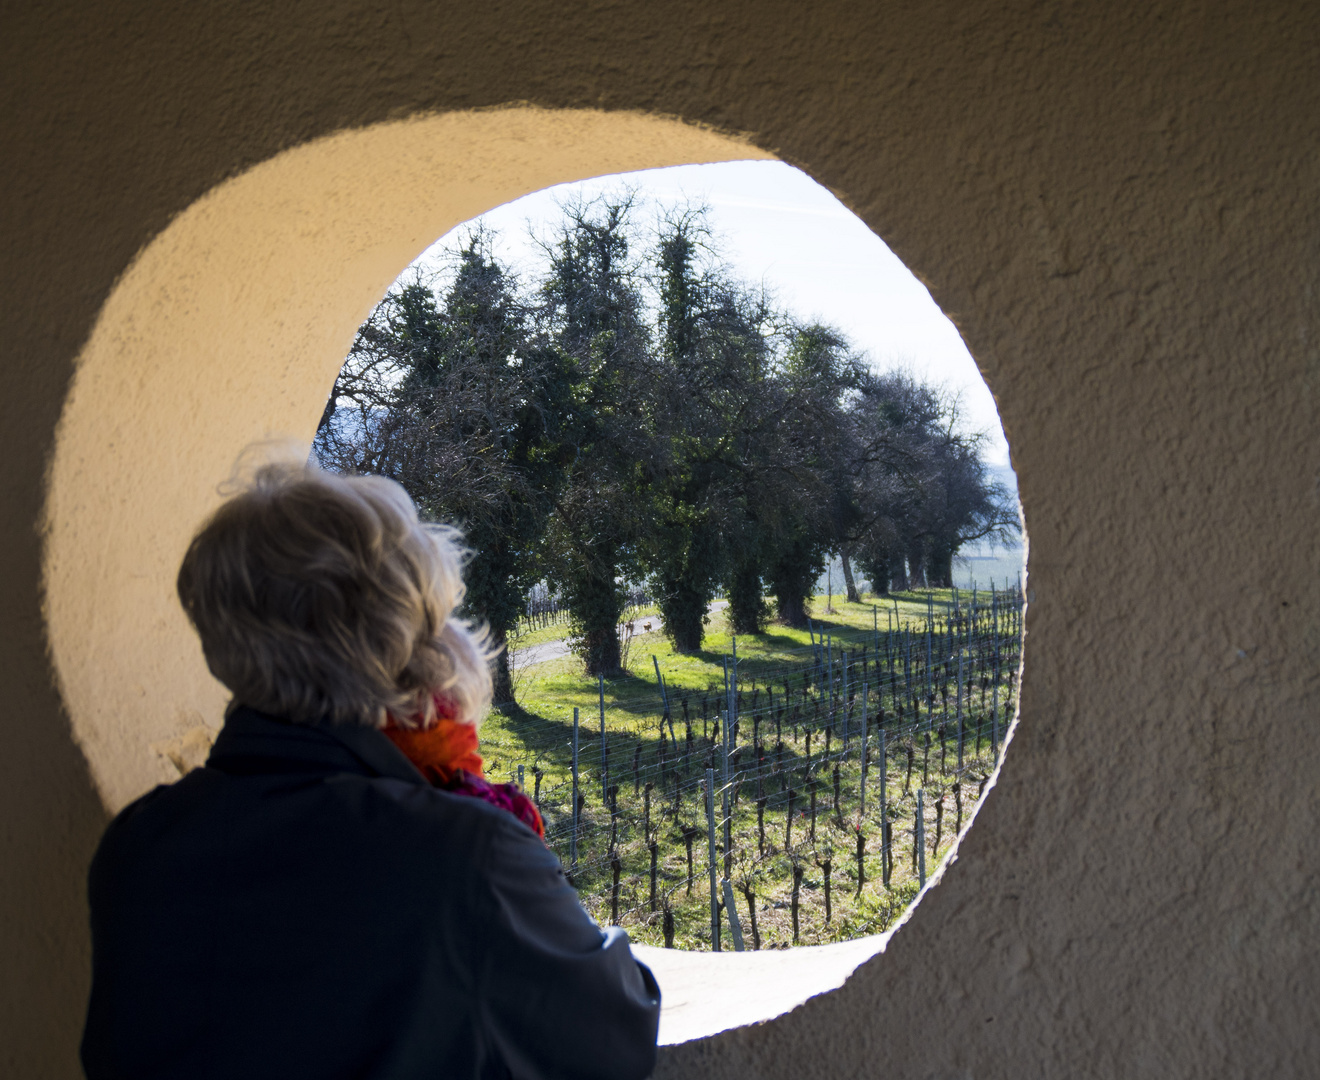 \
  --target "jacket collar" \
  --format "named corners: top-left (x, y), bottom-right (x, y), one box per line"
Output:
top-left (208, 706), bottom-right (427, 786)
